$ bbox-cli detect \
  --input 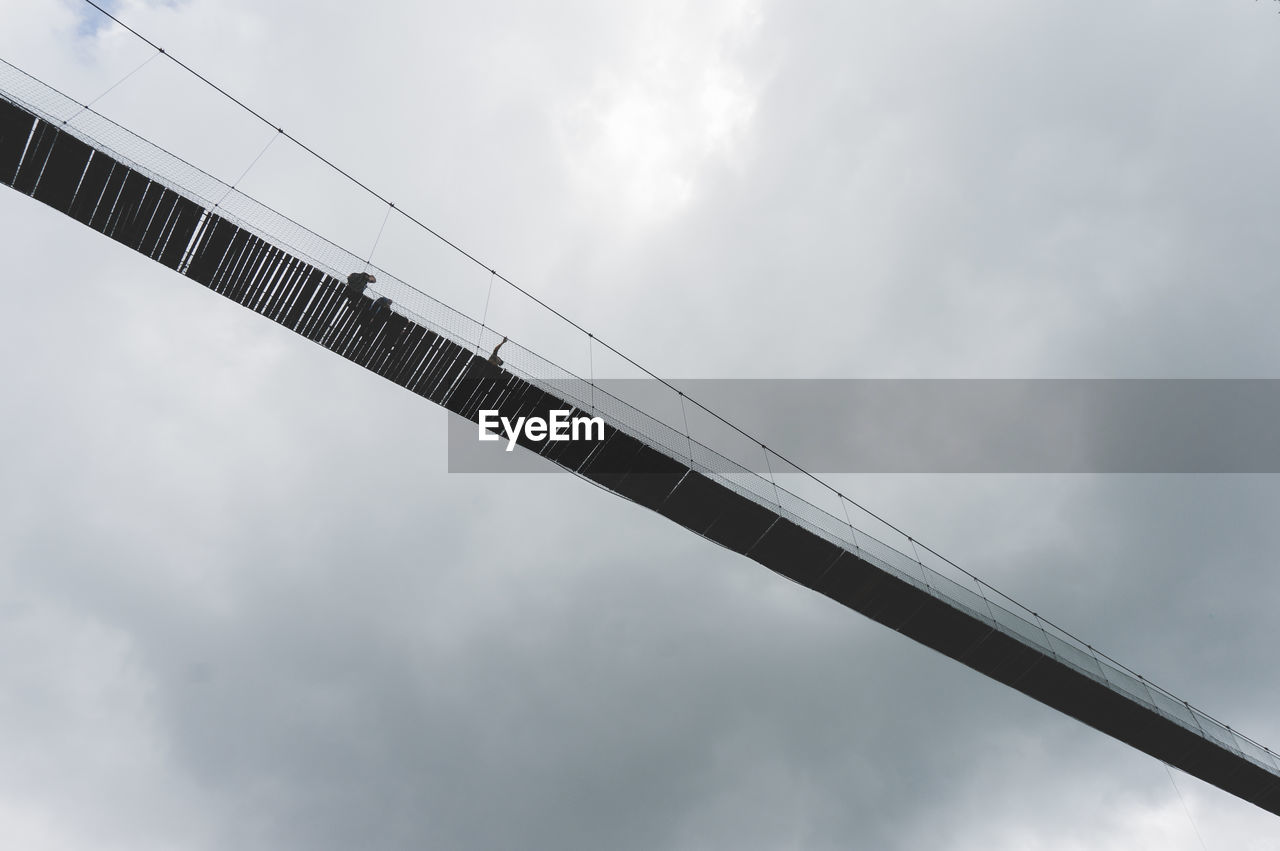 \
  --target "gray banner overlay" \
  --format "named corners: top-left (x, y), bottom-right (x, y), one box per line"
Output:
top-left (448, 379), bottom-right (1280, 473)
